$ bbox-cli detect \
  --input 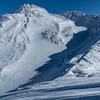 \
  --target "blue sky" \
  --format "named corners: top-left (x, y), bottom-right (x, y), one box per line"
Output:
top-left (0, 0), bottom-right (100, 15)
